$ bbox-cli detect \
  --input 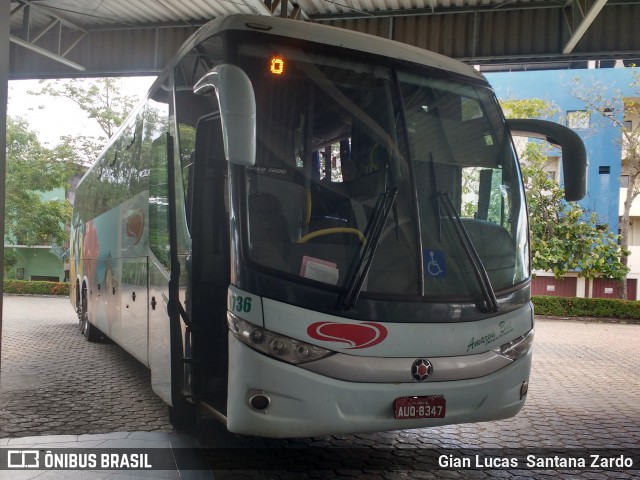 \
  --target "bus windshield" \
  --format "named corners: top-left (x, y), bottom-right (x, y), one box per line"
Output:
top-left (237, 41), bottom-right (529, 302)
